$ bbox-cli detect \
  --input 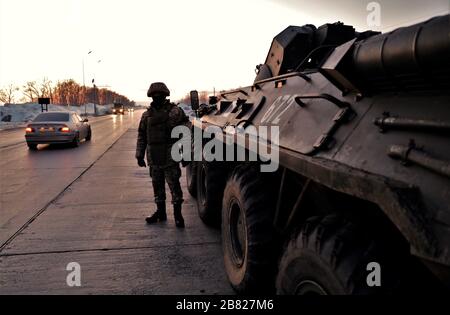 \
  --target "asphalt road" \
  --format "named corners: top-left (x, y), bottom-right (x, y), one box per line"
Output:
top-left (0, 113), bottom-right (137, 248)
top-left (0, 111), bottom-right (232, 294)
